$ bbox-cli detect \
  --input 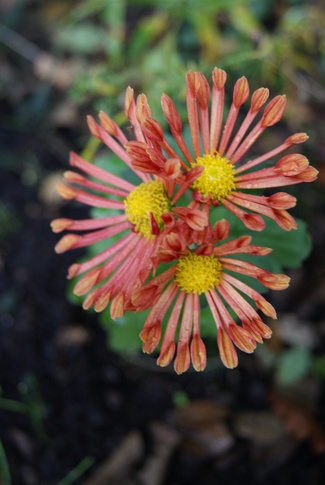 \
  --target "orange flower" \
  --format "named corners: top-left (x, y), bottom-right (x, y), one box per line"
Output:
top-left (132, 219), bottom-right (289, 373)
top-left (51, 88), bottom-right (200, 319)
top-left (127, 68), bottom-right (317, 232)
